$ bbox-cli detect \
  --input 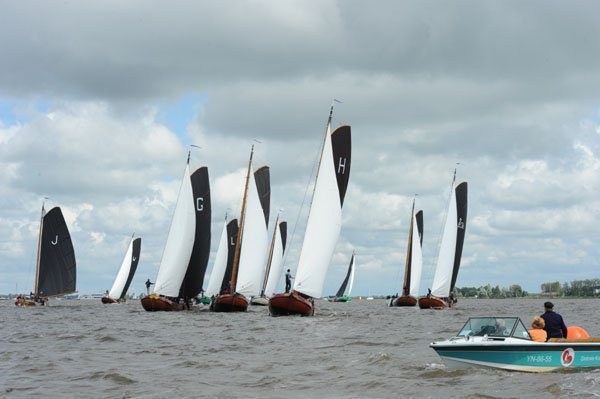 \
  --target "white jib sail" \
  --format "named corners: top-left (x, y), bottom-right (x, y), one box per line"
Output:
top-left (154, 164), bottom-right (196, 297)
top-left (235, 166), bottom-right (269, 297)
top-left (263, 223), bottom-right (285, 298)
top-left (409, 215), bottom-right (423, 298)
top-left (205, 219), bottom-right (229, 297)
top-left (431, 188), bottom-right (457, 298)
top-left (294, 125), bottom-right (341, 298)
top-left (347, 254), bottom-right (355, 297)
top-left (108, 237), bottom-right (134, 299)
